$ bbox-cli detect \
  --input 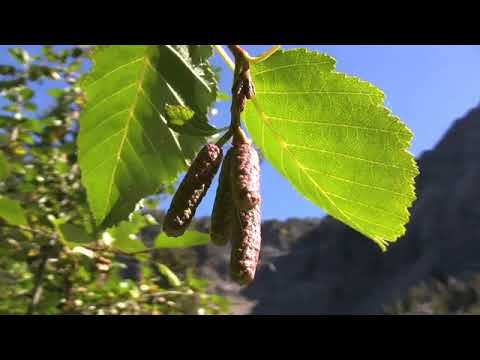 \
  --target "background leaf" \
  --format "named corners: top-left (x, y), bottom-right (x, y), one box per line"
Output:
top-left (106, 211), bottom-right (148, 253)
top-left (8, 48), bottom-right (30, 64)
top-left (154, 230), bottom-right (210, 249)
top-left (0, 150), bottom-right (10, 181)
top-left (78, 45), bottom-right (218, 227)
top-left (157, 263), bottom-right (182, 287)
top-left (0, 196), bottom-right (27, 226)
top-left (244, 49), bottom-right (419, 249)
top-left (51, 217), bottom-right (94, 249)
